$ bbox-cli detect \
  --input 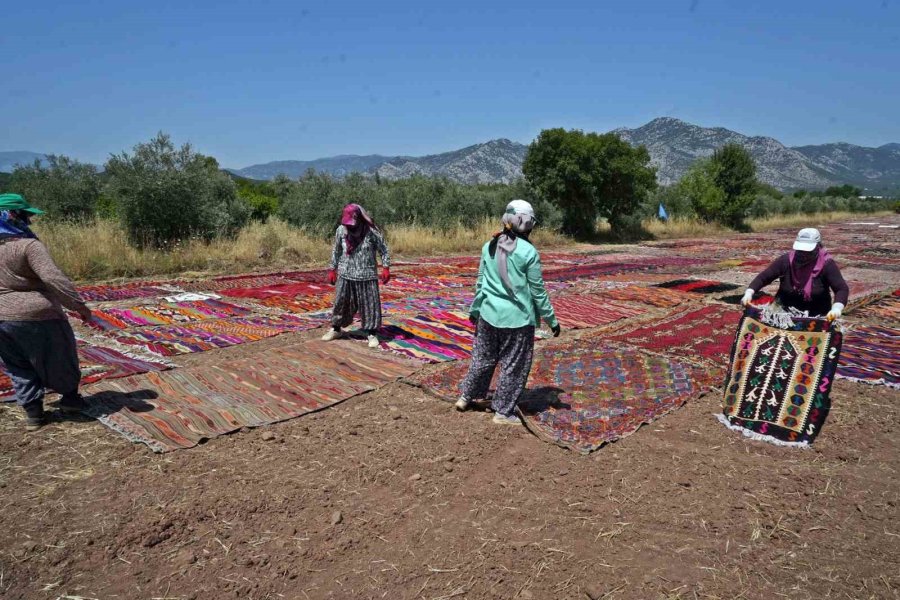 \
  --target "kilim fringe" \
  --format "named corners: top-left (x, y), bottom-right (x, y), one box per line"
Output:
top-left (714, 413), bottom-right (810, 448)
